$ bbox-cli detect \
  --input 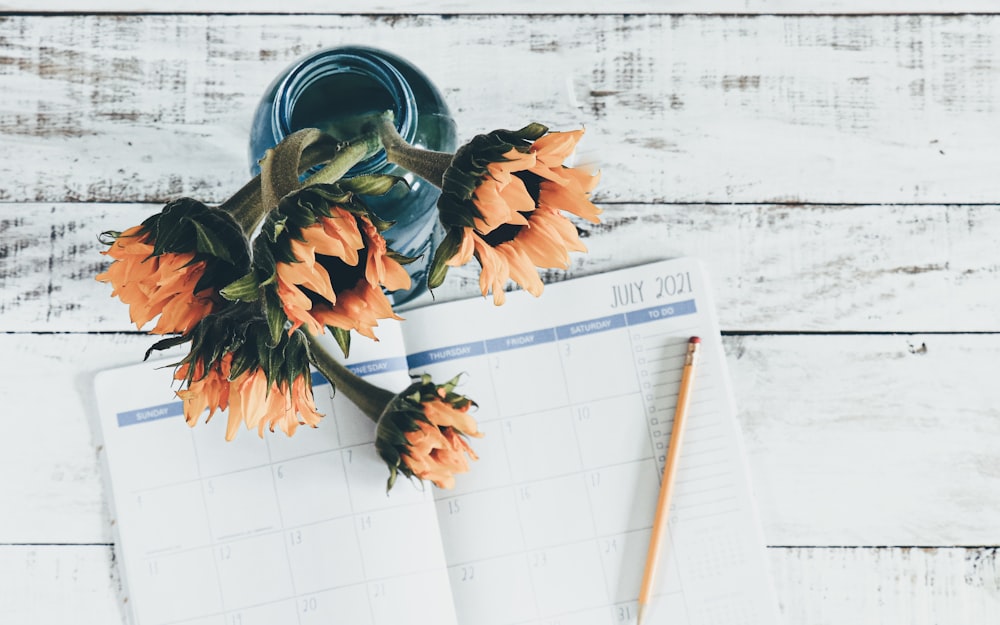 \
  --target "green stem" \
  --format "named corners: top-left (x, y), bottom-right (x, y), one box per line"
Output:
top-left (307, 333), bottom-right (395, 424)
top-left (375, 112), bottom-right (454, 188)
top-left (220, 129), bottom-right (383, 236)
top-left (221, 142), bottom-right (334, 235)
top-left (303, 130), bottom-right (383, 187)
